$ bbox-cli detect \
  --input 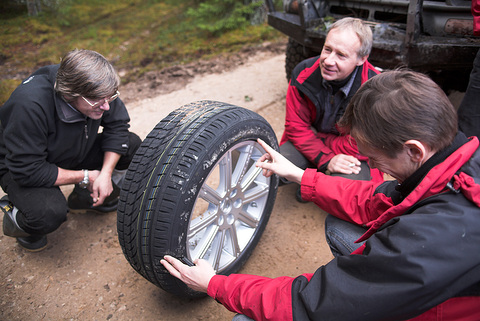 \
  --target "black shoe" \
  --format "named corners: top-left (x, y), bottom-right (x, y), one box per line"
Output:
top-left (295, 187), bottom-right (309, 203)
top-left (17, 235), bottom-right (48, 252)
top-left (68, 185), bottom-right (119, 213)
top-left (1, 196), bottom-right (48, 251)
top-left (1, 196), bottom-right (30, 237)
